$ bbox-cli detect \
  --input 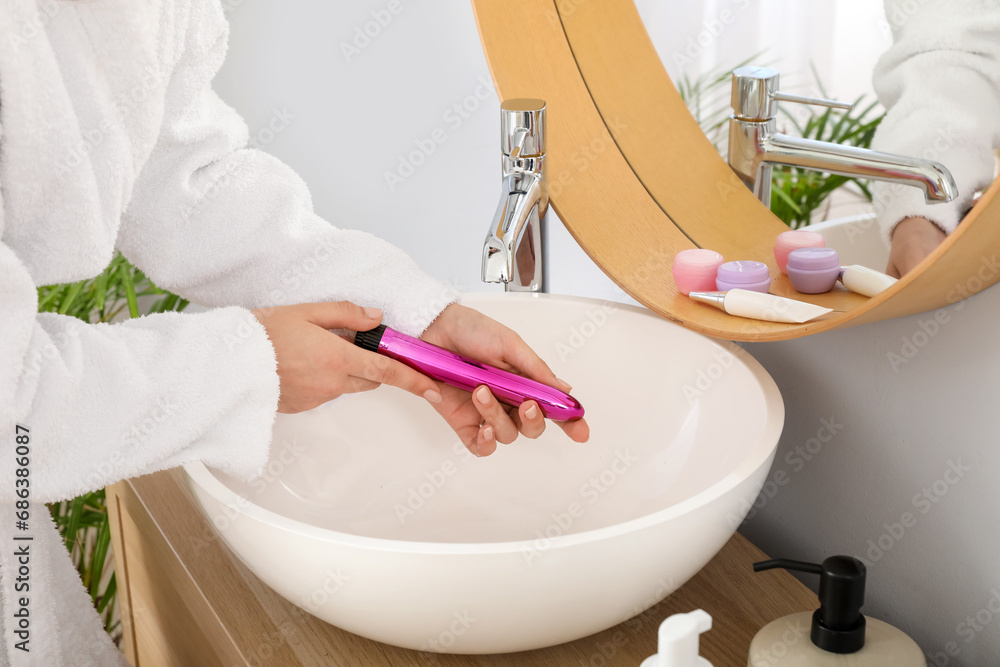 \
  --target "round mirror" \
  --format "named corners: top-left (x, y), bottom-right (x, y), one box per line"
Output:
top-left (472, 0), bottom-right (1000, 341)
